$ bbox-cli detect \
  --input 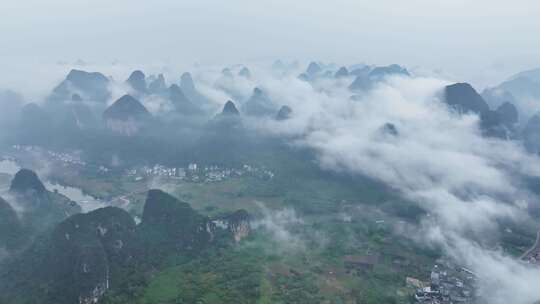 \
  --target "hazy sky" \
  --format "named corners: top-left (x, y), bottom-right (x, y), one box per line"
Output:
top-left (1, 0), bottom-right (540, 88)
